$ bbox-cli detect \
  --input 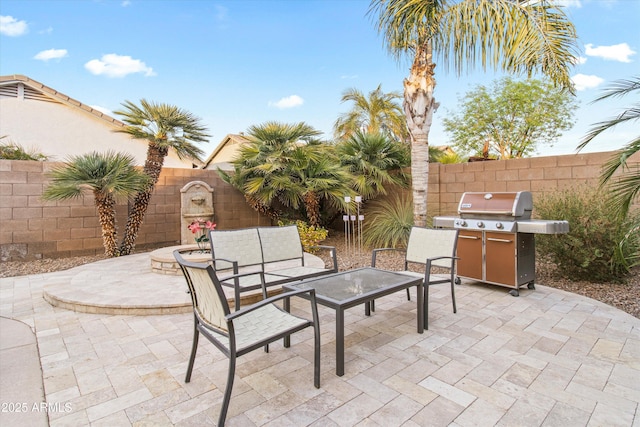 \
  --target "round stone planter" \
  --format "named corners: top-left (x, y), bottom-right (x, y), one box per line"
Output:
top-left (150, 245), bottom-right (211, 275)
